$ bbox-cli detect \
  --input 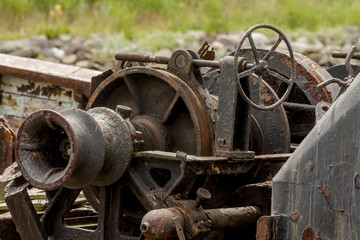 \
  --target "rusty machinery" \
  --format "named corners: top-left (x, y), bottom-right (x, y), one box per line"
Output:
top-left (1, 24), bottom-right (345, 239)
